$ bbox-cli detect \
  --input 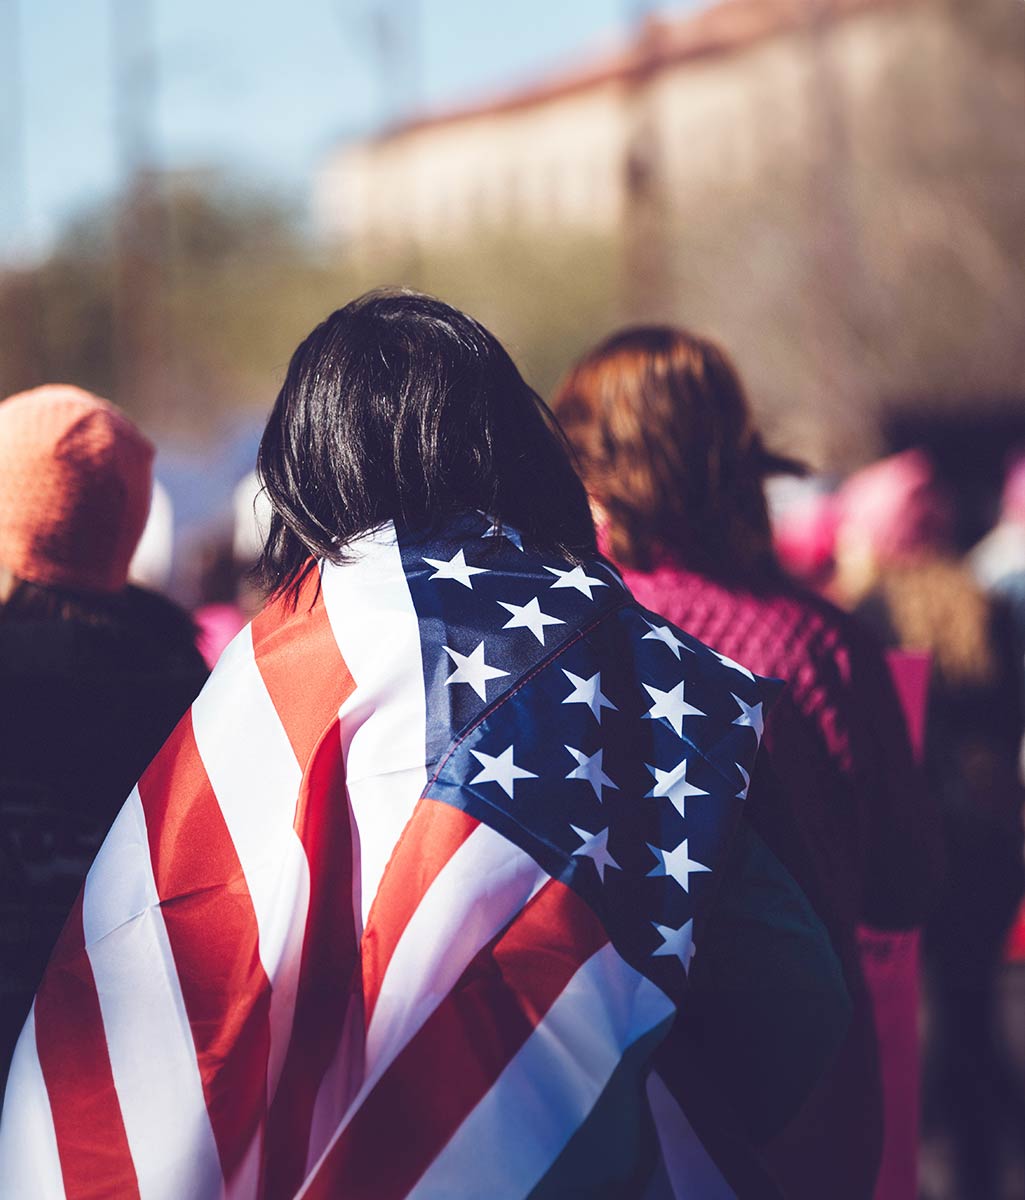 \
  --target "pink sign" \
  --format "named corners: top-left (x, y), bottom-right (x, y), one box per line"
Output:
top-left (859, 650), bottom-right (930, 1200)
top-left (885, 650), bottom-right (930, 761)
